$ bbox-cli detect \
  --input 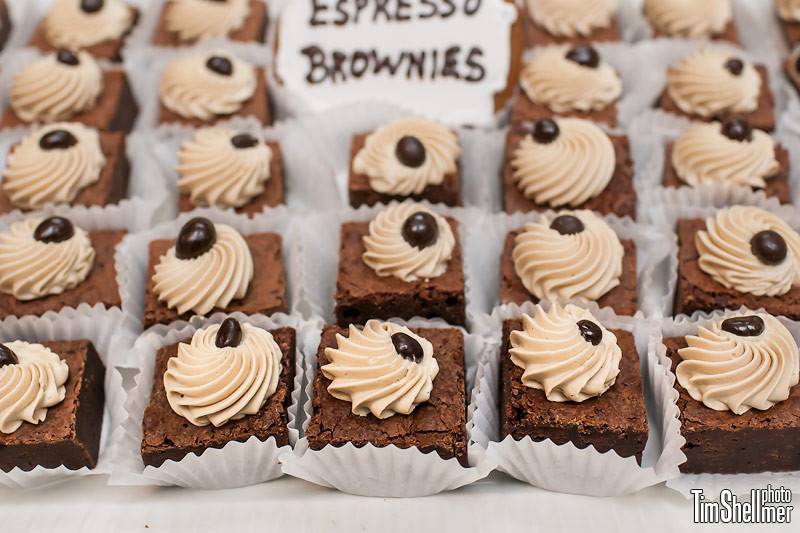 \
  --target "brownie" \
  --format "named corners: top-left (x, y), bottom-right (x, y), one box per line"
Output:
top-left (662, 142), bottom-right (791, 204)
top-left (306, 325), bottom-right (468, 465)
top-left (0, 230), bottom-right (125, 319)
top-left (178, 141), bottom-right (284, 215)
top-left (784, 52), bottom-right (800, 99)
top-left (152, 0), bottom-right (268, 46)
top-left (0, 340), bottom-right (106, 472)
top-left (1, 71), bottom-right (139, 132)
top-left (523, 12), bottom-right (621, 48)
top-left (29, 6), bottom-right (139, 62)
top-left (140, 327), bottom-right (295, 467)
top-left (511, 83), bottom-right (619, 128)
top-left (348, 133), bottom-right (461, 208)
top-left (143, 232), bottom-right (287, 329)
top-left (502, 127), bottom-right (636, 218)
top-left (674, 219), bottom-right (800, 319)
top-left (500, 319), bottom-right (648, 462)
top-left (0, 0), bottom-right (11, 52)
top-left (779, 17), bottom-right (800, 47)
top-left (658, 66), bottom-right (775, 132)
top-left (0, 131), bottom-right (130, 214)
top-left (500, 229), bottom-right (639, 316)
top-left (664, 337), bottom-right (800, 473)
top-left (334, 220), bottom-right (466, 326)
top-left (158, 67), bottom-right (272, 127)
